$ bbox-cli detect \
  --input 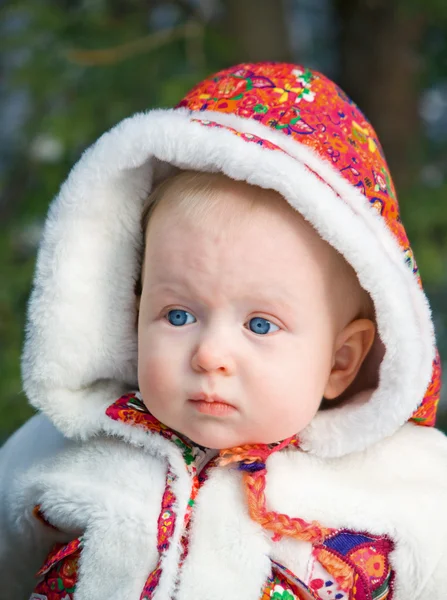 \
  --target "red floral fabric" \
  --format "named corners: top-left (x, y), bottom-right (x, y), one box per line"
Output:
top-left (32, 538), bottom-right (82, 599)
